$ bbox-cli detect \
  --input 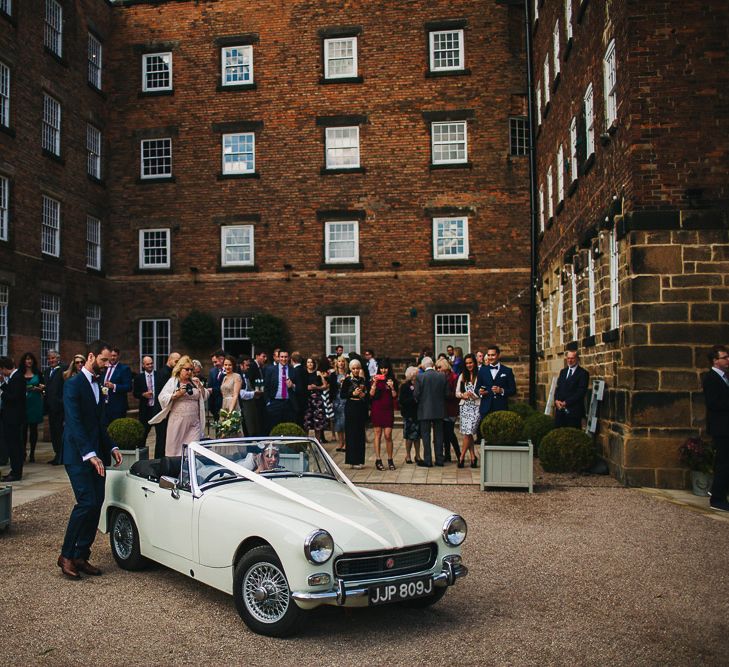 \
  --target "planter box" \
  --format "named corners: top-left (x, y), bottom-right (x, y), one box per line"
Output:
top-left (116, 446), bottom-right (149, 472)
top-left (480, 439), bottom-right (533, 493)
top-left (0, 485), bottom-right (12, 532)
